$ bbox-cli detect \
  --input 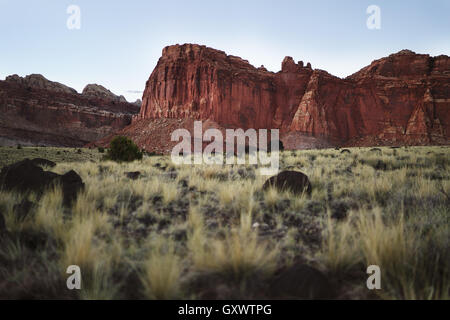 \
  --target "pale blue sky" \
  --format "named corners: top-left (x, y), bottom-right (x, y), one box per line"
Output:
top-left (0, 0), bottom-right (449, 102)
